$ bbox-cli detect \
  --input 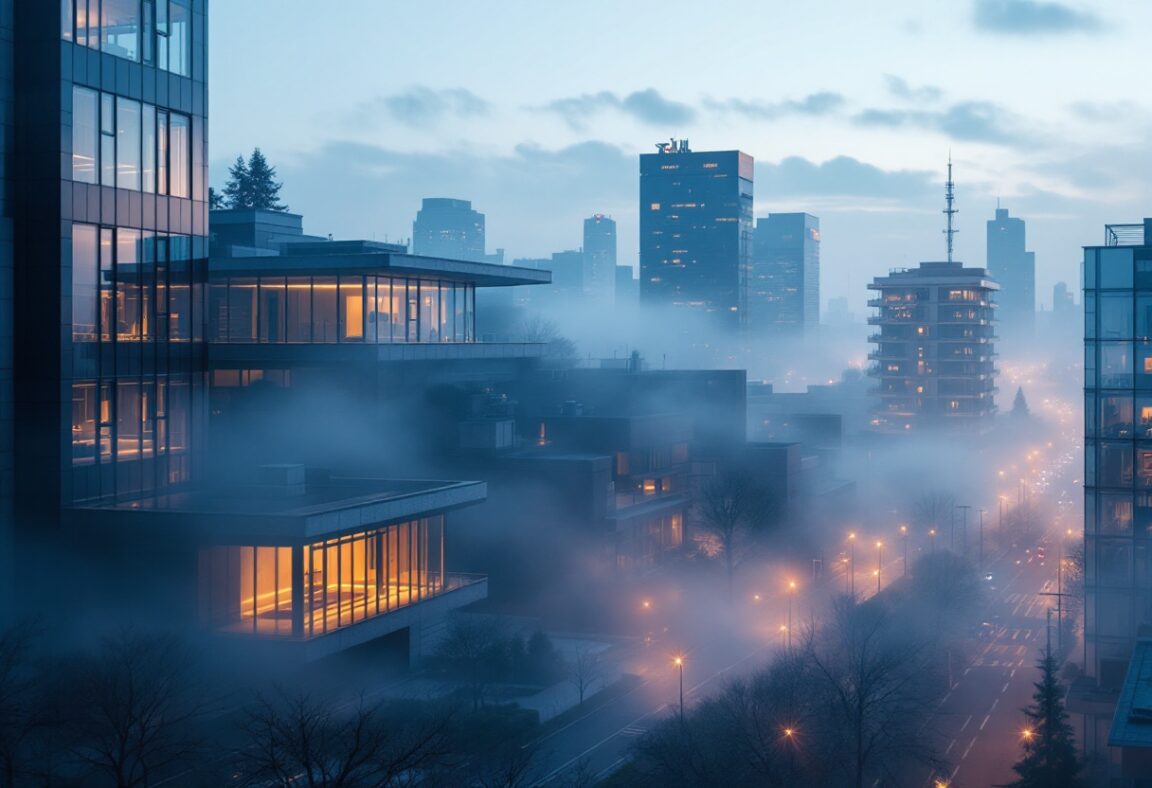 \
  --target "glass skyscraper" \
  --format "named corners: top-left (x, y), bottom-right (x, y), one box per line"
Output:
top-left (750, 213), bottom-right (820, 334)
top-left (412, 197), bottom-right (486, 263)
top-left (986, 206), bottom-right (1035, 336)
top-left (639, 142), bottom-right (753, 330)
top-left (1082, 218), bottom-right (1152, 690)
top-left (583, 213), bottom-right (616, 304)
